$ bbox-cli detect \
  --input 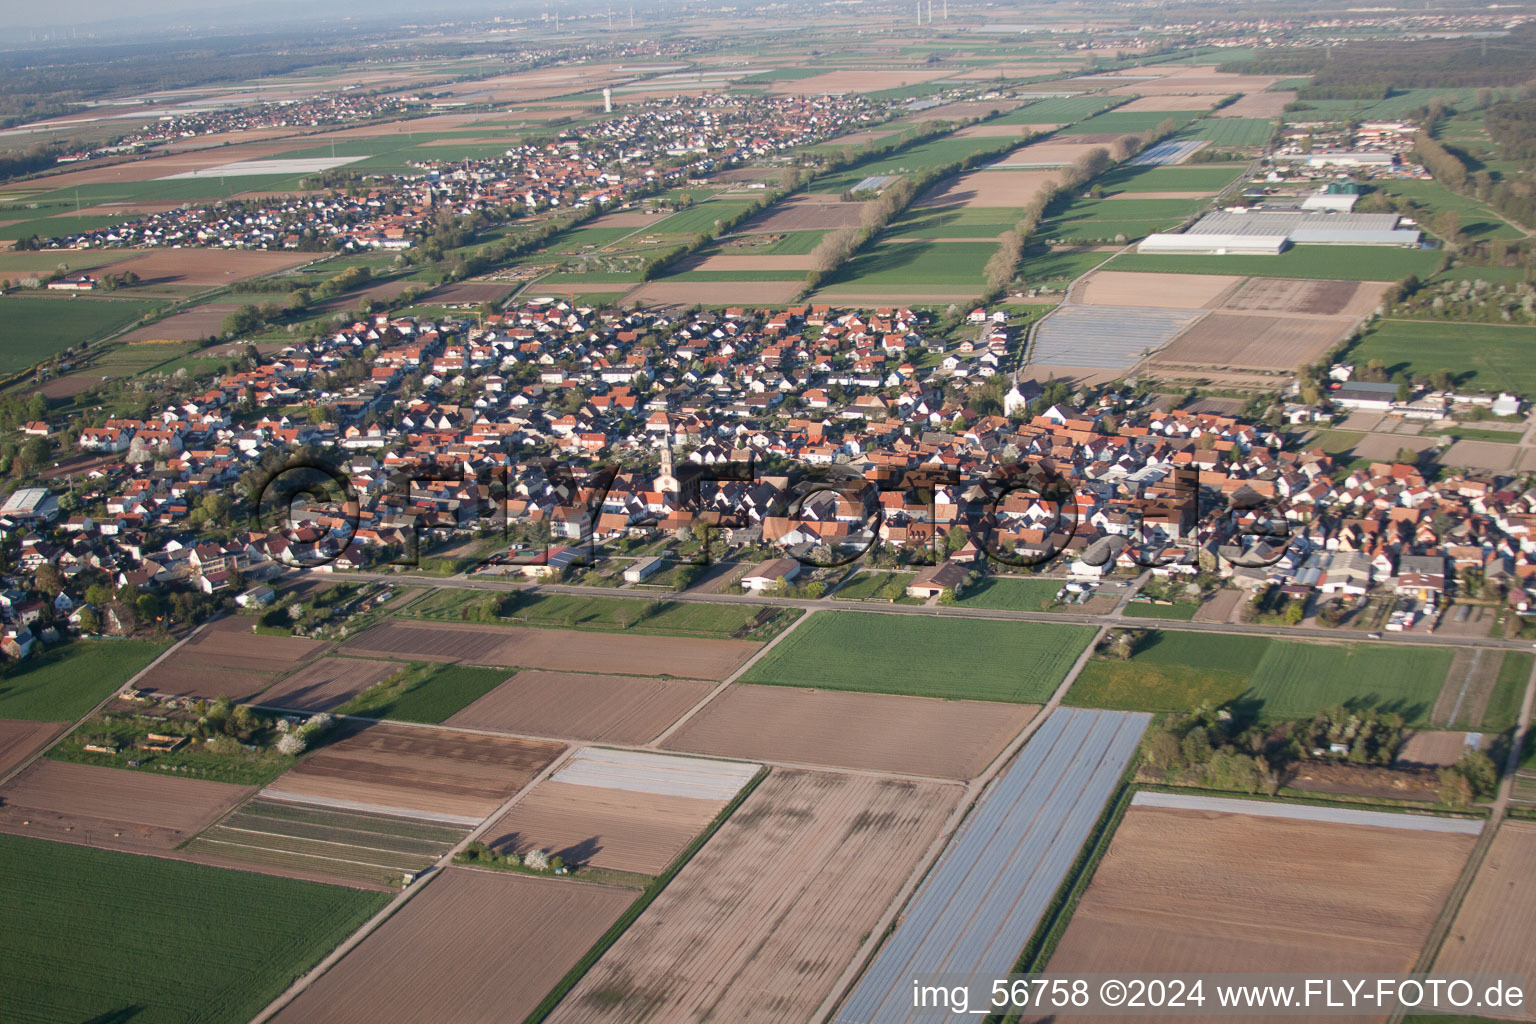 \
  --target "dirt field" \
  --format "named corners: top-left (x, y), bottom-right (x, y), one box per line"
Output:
top-left (1115, 95), bottom-right (1221, 112)
top-left (1221, 277), bottom-right (1391, 317)
top-left (1435, 820), bottom-right (1536, 1021)
top-left (444, 670), bottom-right (711, 742)
top-left (0, 720), bottom-right (66, 779)
top-left (264, 720), bottom-right (564, 824)
top-left (915, 168), bottom-right (1060, 208)
top-left (1150, 311), bottom-right (1350, 371)
top-left (663, 684), bottom-right (1036, 779)
top-left (272, 868), bottom-right (635, 1024)
top-left (309, 278), bottom-right (415, 314)
top-left (484, 780), bottom-right (722, 875)
top-left (1072, 269), bottom-right (1242, 308)
top-left (957, 122), bottom-right (1064, 138)
top-left (741, 193), bottom-right (870, 232)
top-left (118, 302), bottom-right (242, 342)
top-left (1042, 805), bottom-right (1474, 1009)
top-left (341, 620), bottom-right (758, 679)
top-left (582, 210), bottom-right (660, 228)
top-left (107, 249), bottom-right (315, 288)
top-left (0, 759), bottom-right (253, 852)
top-left (765, 69), bottom-right (952, 95)
top-left (144, 618), bottom-right (330, 700)
top-left (256, 657), bottom-right (404, 712)
top-left (1001, 140), bottom-right (1115, 167)
top-left (1218, 91), bottom-right (1296, 118)
top-left (1397, 730), bottom-right (1477, 768)
top-left (623, 279), bottom-right (803, 306)
top-left (545, 768), bottom-right (958, 1024)
top-left (142, 660), bottom-right (280, 702)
